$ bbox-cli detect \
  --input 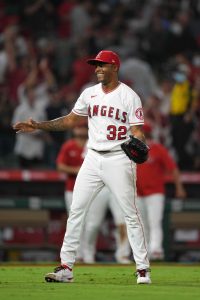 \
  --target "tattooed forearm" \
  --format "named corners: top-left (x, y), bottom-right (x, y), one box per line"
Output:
top-left (37, 116), bottom-right (69, 131)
